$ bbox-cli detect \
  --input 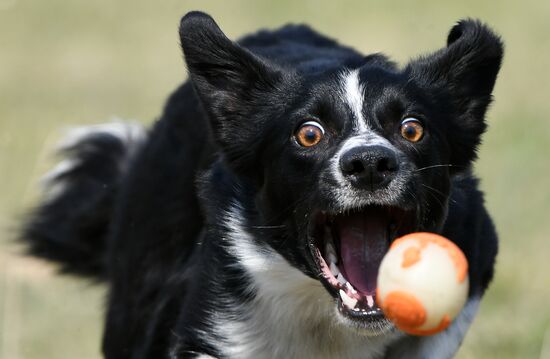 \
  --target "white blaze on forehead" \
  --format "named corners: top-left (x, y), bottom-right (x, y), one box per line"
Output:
top-left (340, 69), bottom-right (368, 133)
top-left (338, 134), bottom-right (393, 156)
